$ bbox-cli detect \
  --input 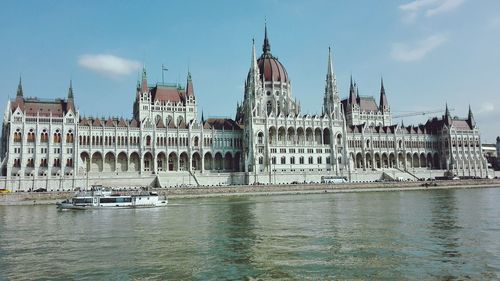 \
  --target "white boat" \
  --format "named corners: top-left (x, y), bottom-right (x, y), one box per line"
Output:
top-left (57, 186), bottom-right (168, 210)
